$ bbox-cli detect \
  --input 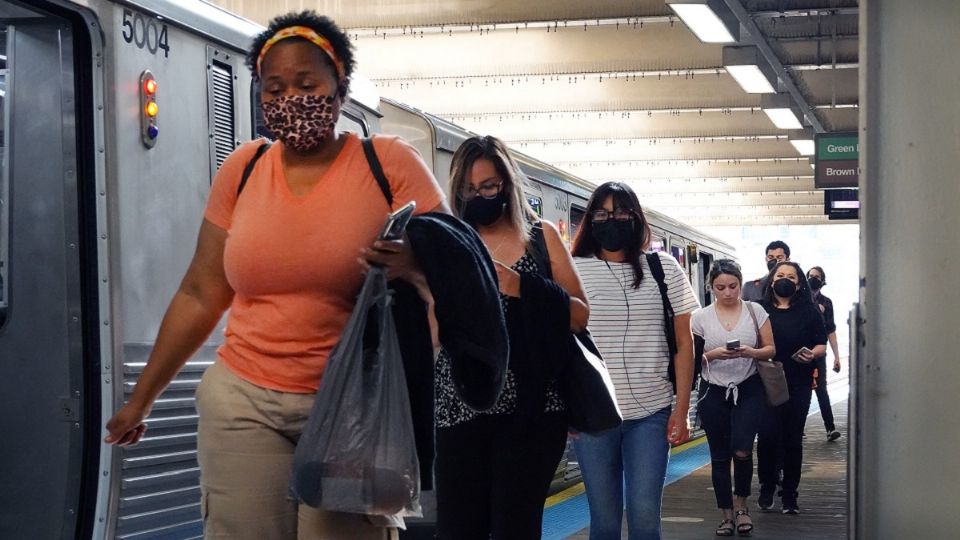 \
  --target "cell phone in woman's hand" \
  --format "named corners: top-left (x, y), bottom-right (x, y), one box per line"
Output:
top-left (792, 346), bottom-right (814, 363)
top-left (378, 201), bottom-right (416, 241)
